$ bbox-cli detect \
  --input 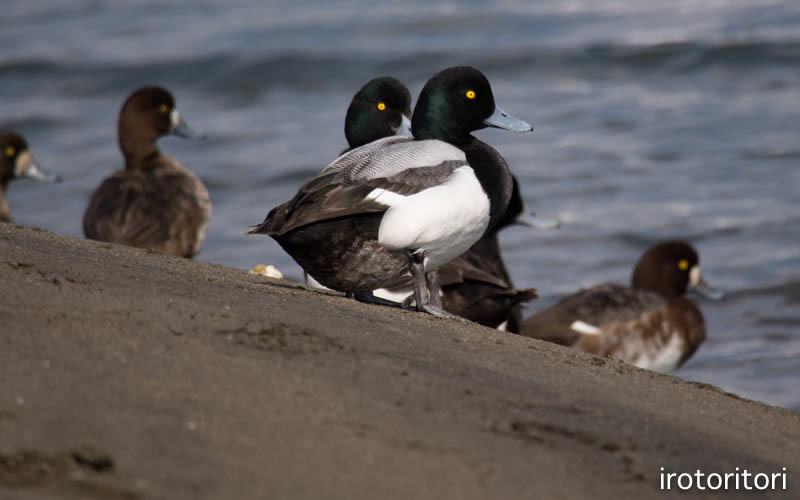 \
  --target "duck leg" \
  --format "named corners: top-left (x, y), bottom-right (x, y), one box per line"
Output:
top-left (425, 269), bottom-right (444, 308)
top-left (400, 270), bottom-right (443, 309)
top-left (408, 250), bottom-right (458, 318)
